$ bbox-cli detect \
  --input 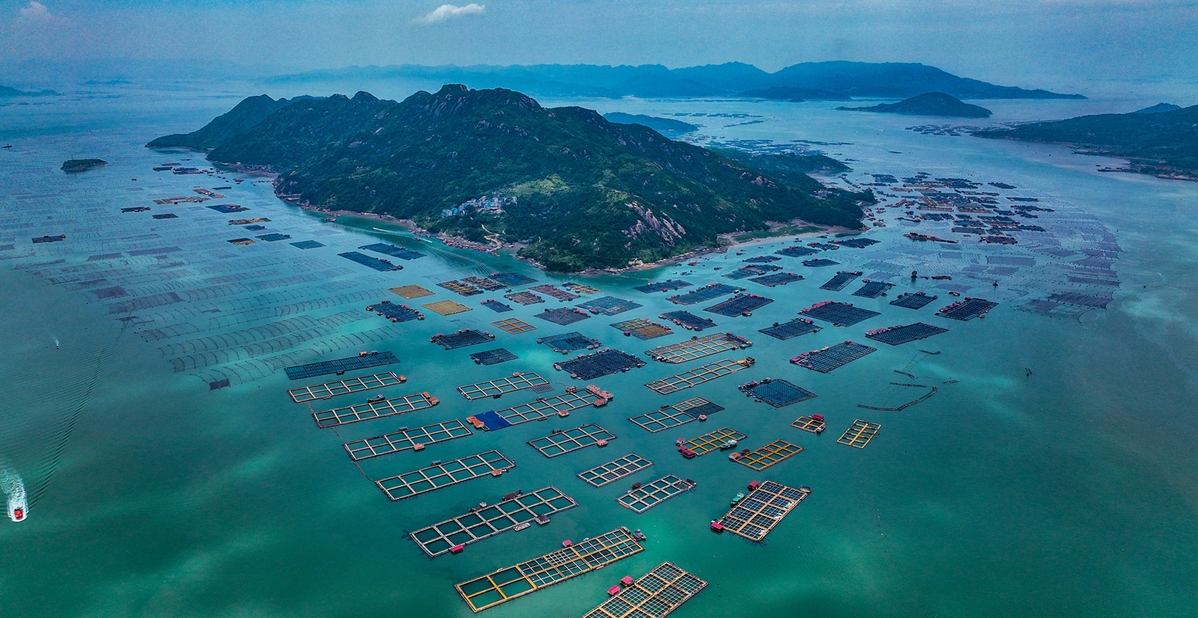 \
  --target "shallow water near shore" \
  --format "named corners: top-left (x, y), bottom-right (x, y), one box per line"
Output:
top-left (1, 85), bottom-right (1196, 617)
